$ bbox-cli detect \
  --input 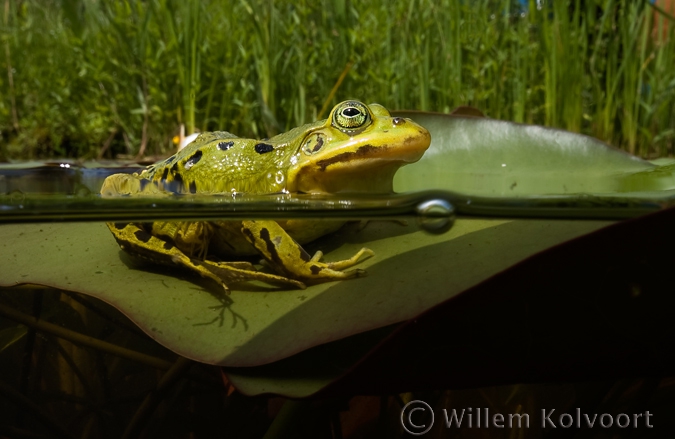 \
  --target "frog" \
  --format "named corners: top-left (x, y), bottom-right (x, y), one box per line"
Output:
top-left (100, 100), bottom-right (431, 293)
